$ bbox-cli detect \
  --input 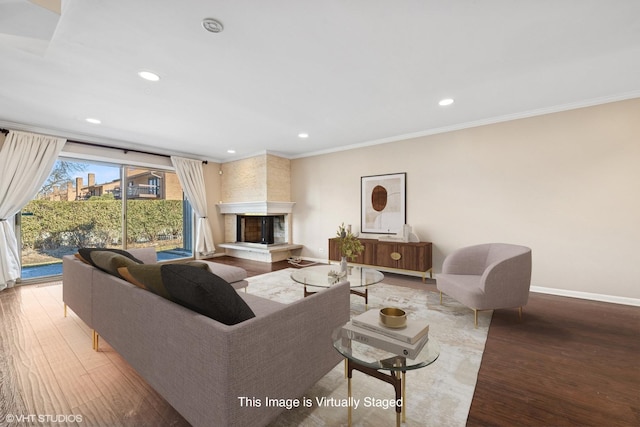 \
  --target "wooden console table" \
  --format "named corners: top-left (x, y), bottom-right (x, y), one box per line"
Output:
top-left (328, 238), bottom-right (433, 282)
